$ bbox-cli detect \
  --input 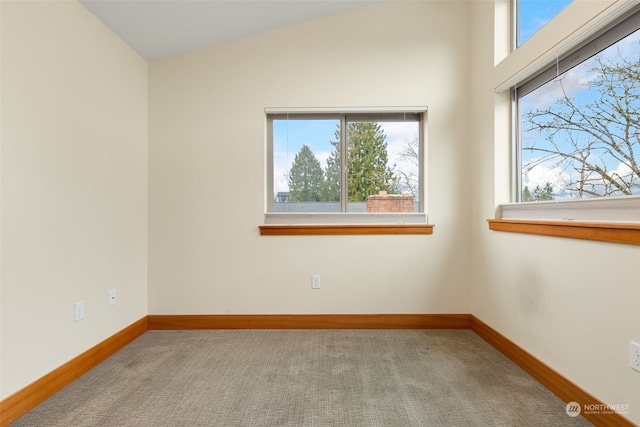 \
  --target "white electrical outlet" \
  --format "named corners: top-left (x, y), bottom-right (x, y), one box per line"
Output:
top-left (74, 301), bottom-right (84, 322)
top-left (312, 275), bottom-right (320, 289)
top-left (631, 341), bottom-right (640, 373)
top-left (108, 289), bottom-right (117, 306)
